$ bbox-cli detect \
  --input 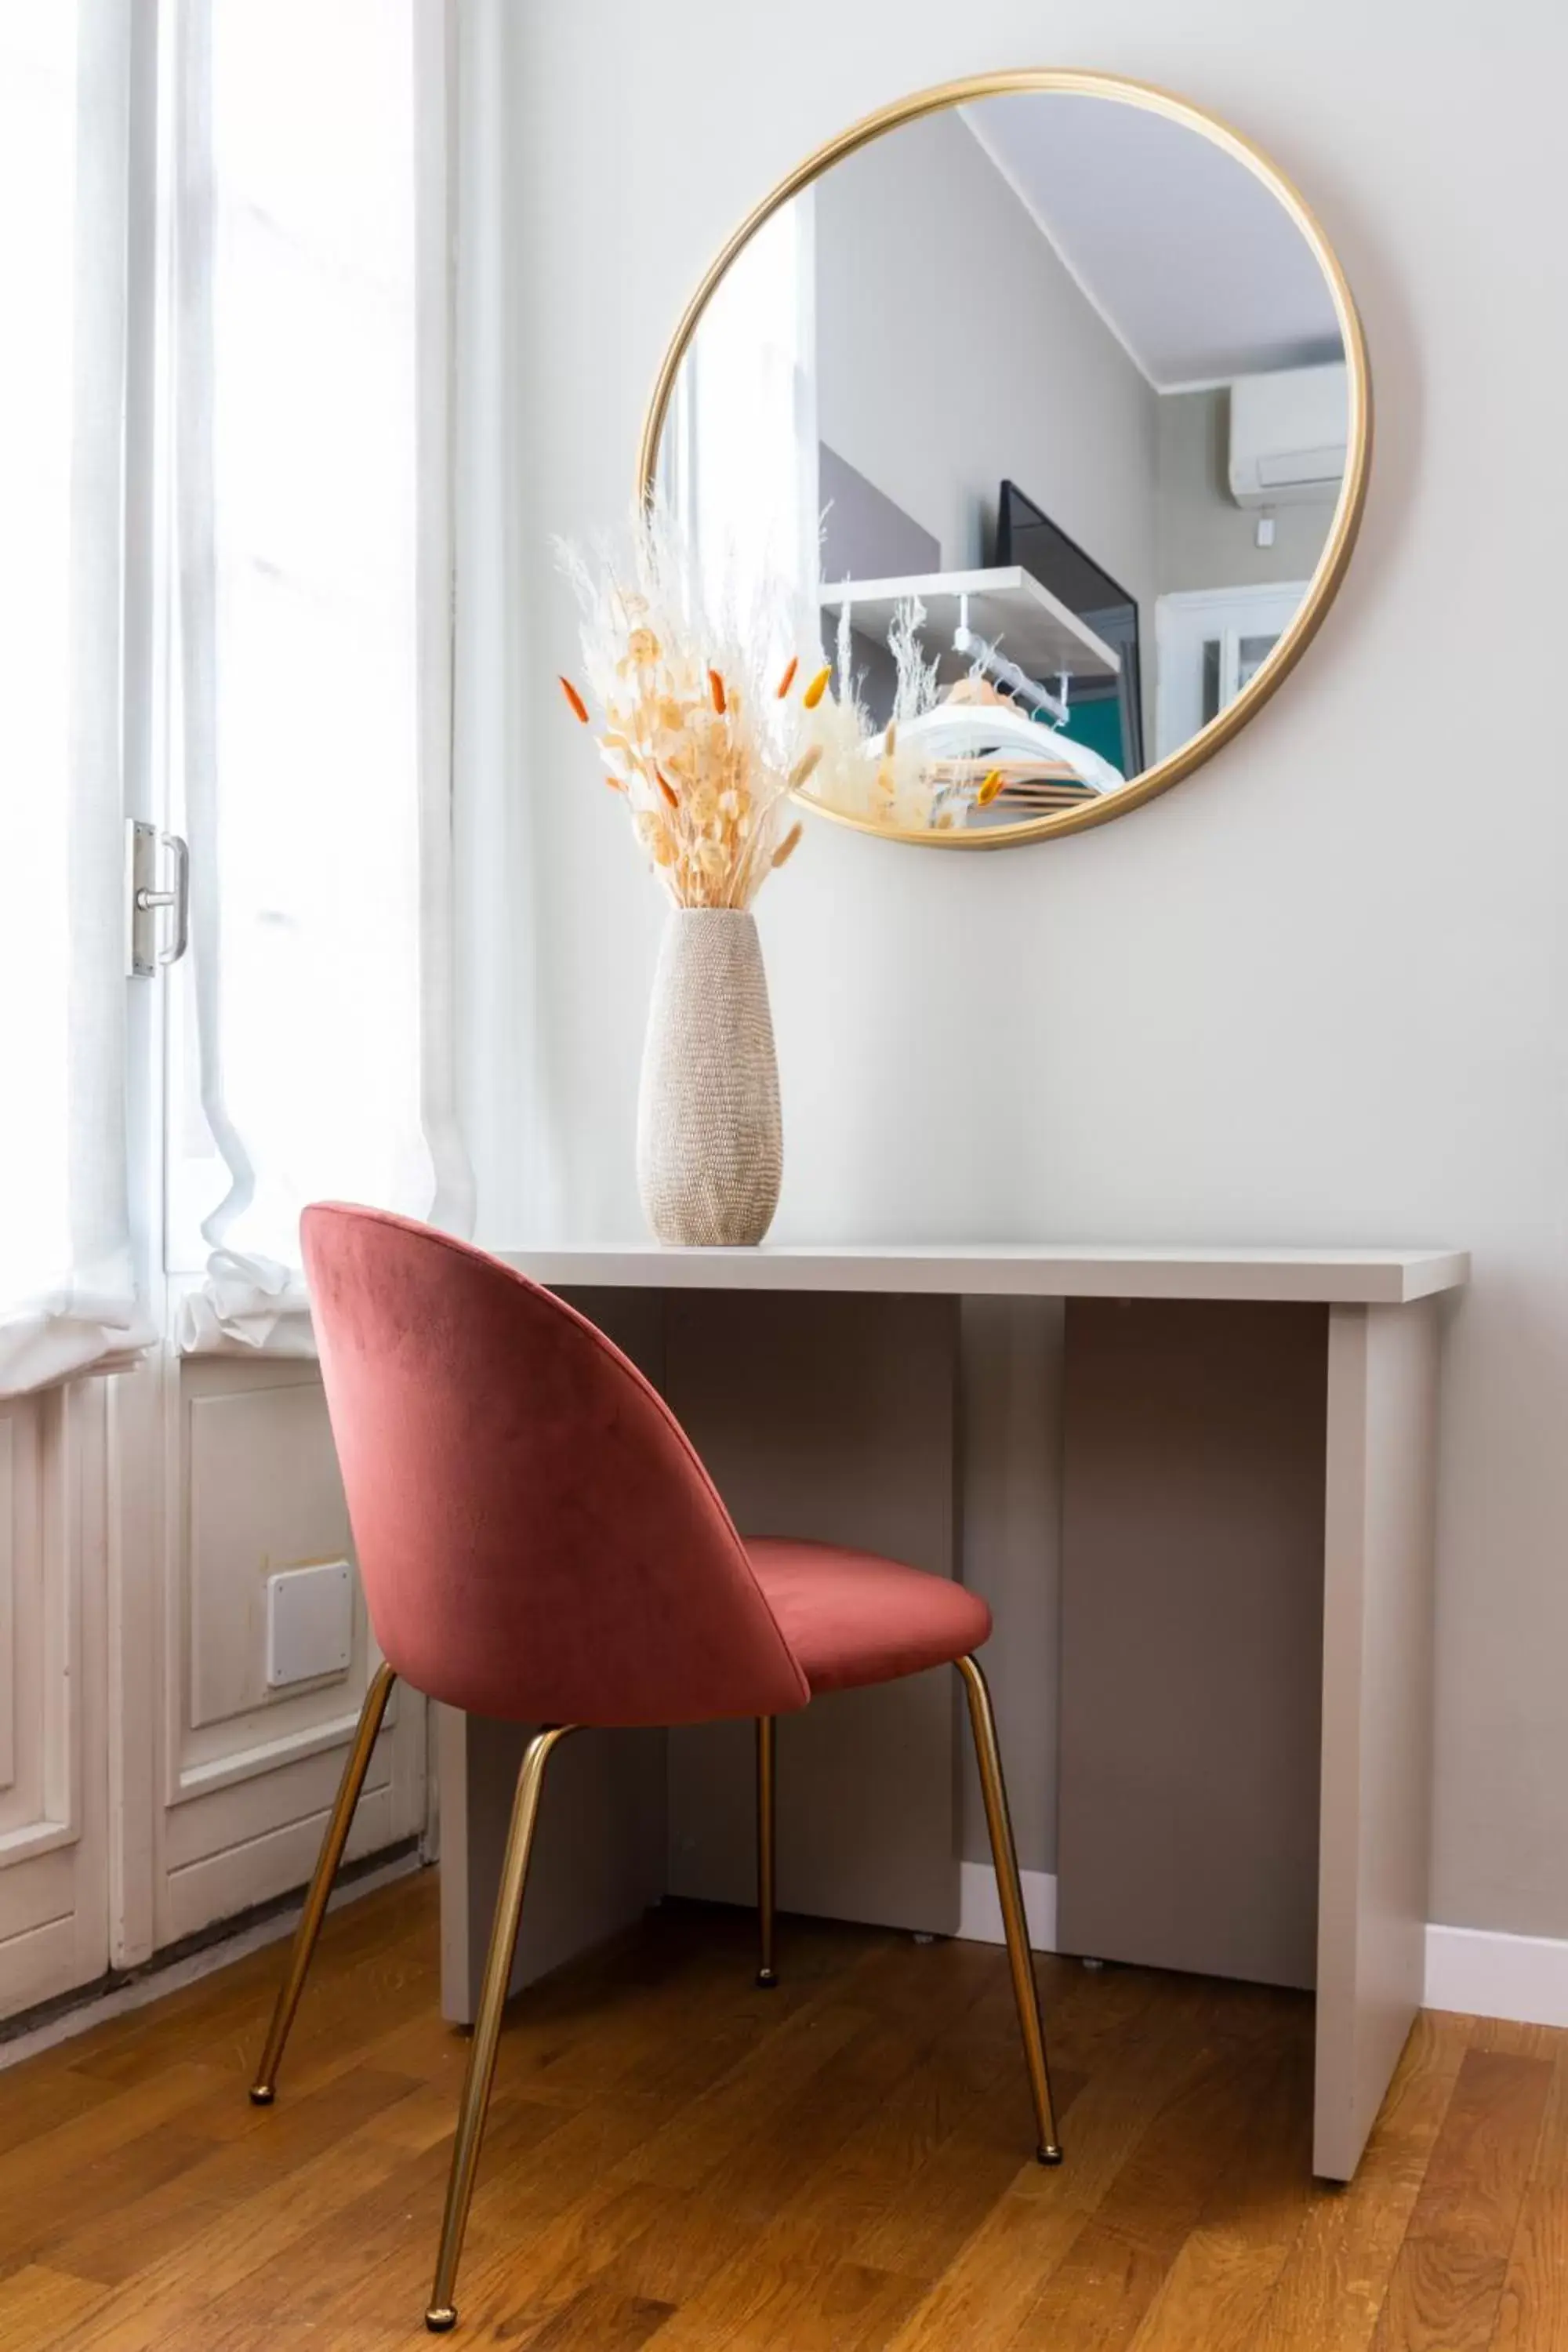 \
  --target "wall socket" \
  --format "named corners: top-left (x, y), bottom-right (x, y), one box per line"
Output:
top-left (266, 1559), bottom-right (353, 1688)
